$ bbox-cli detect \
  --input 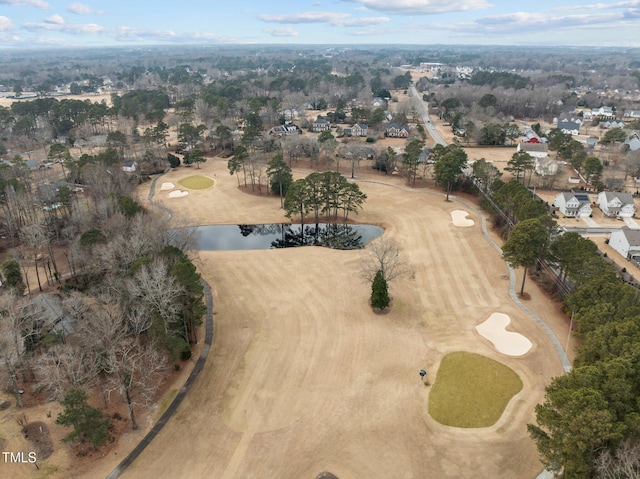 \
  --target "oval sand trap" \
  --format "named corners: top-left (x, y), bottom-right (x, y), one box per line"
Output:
top-left (168, 190), bottom-right (189, 198)
top-left (160, 182), bottom-right (175, 191)
top-left (476, 312), bottom-right (532, 356)
top-left (451, 210), bottom-right (474, 227)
